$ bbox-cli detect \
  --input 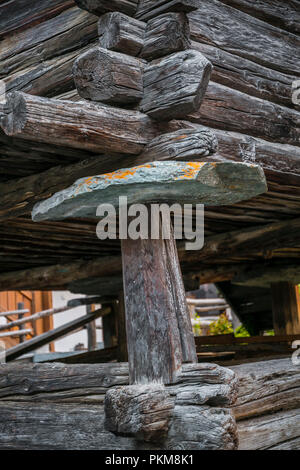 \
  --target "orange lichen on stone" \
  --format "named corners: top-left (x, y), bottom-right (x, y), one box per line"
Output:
top-left (176, 162), bottom-right (206, 179)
